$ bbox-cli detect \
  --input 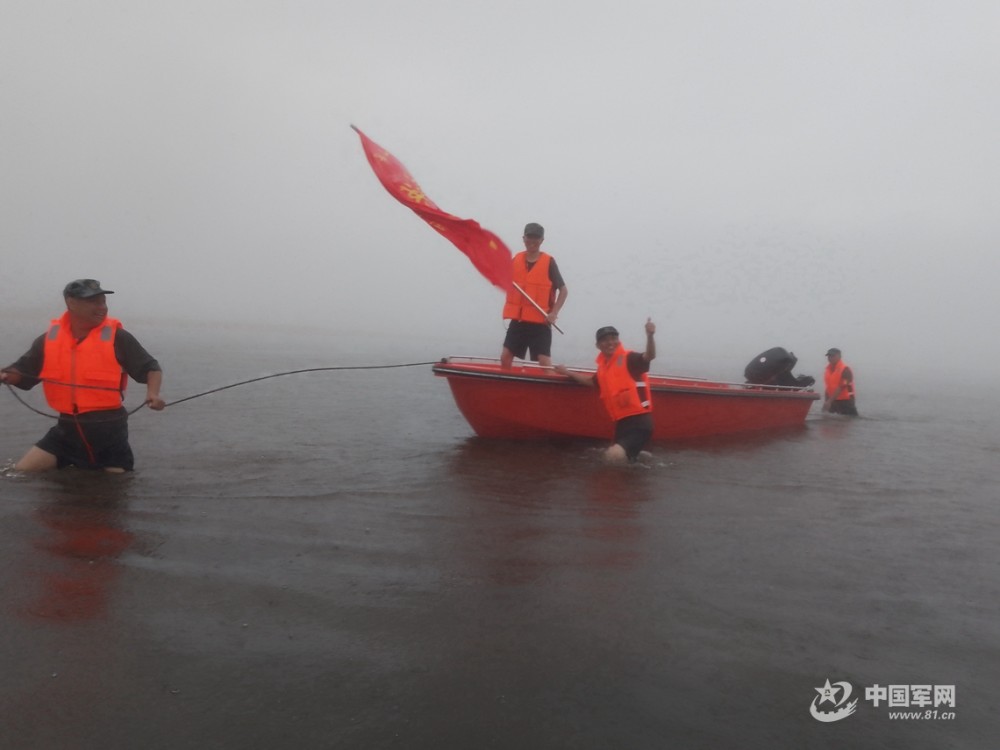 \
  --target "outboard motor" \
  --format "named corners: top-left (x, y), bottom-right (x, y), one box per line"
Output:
top-left (744, 347), bottom-right (815, 388)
